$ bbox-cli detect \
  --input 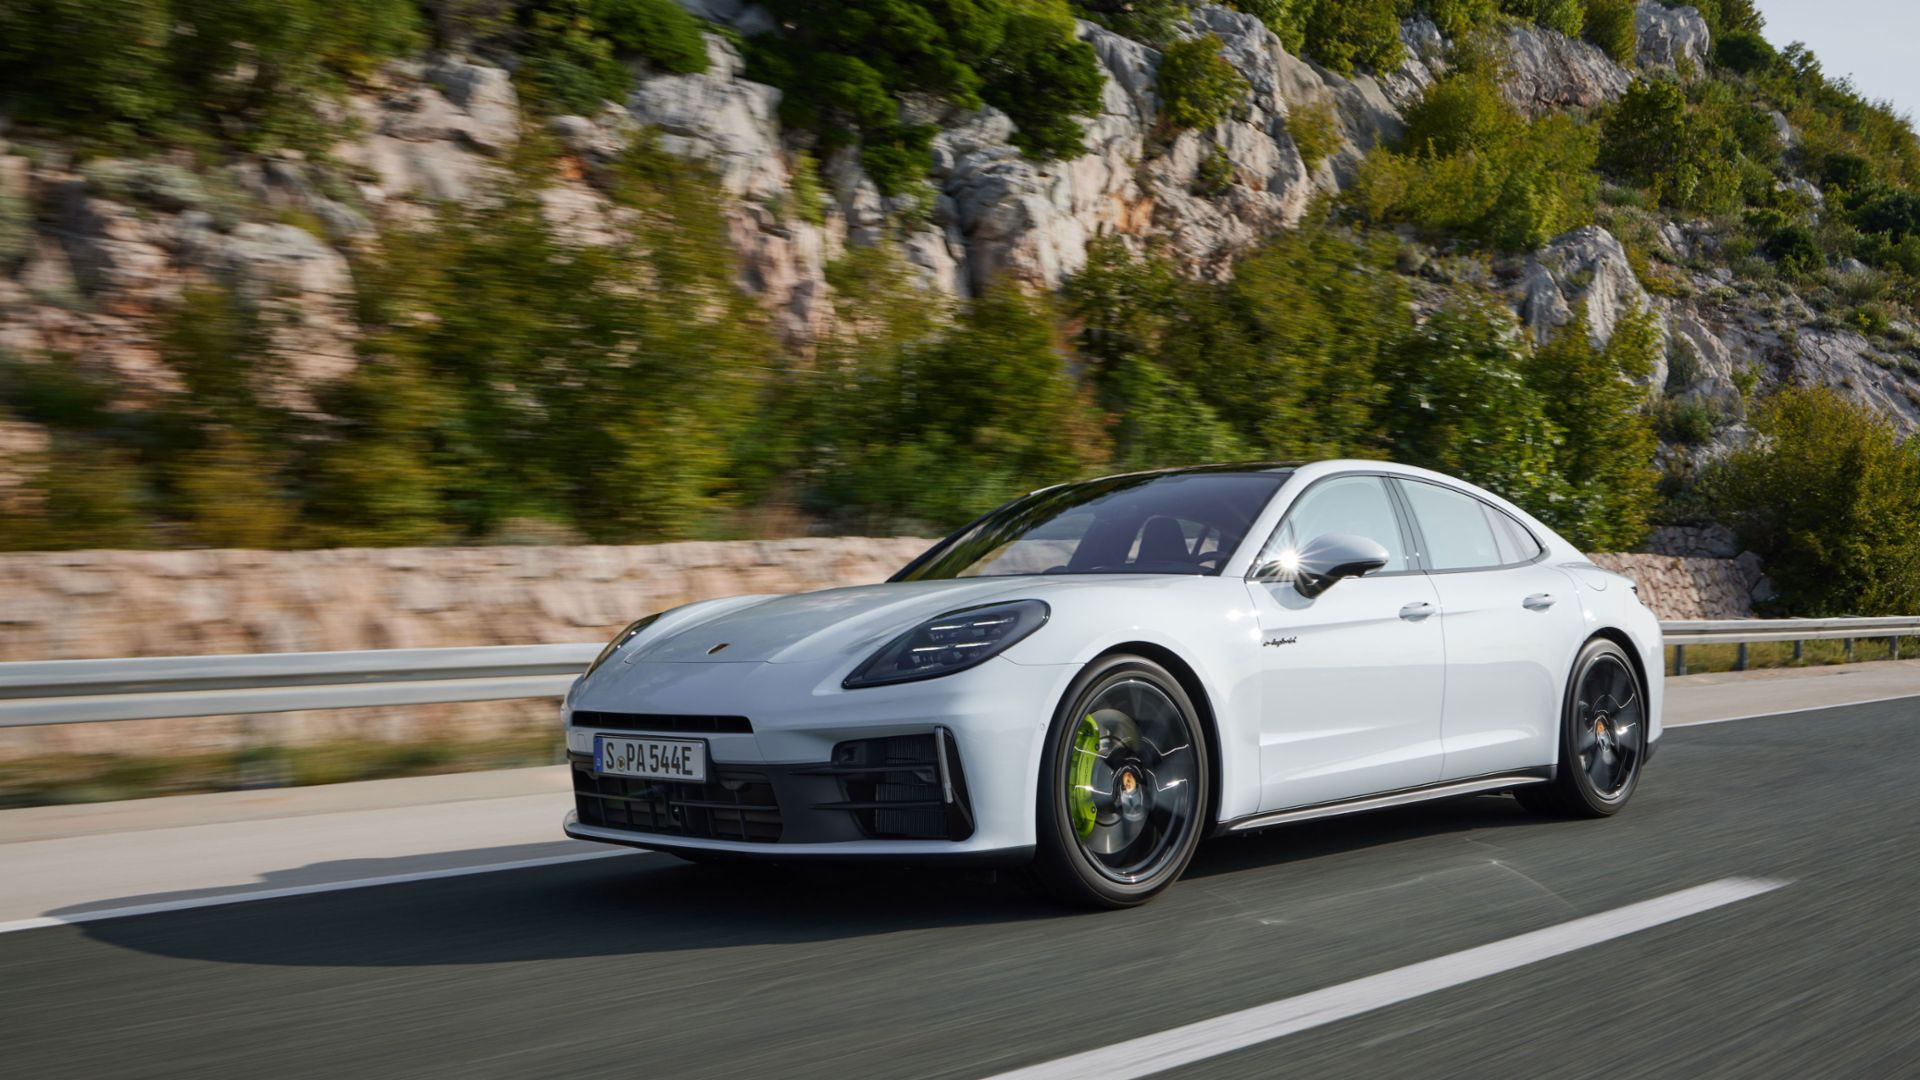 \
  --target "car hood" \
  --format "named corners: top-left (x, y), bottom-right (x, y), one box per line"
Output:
top-left (628, 578), bottom-right (1055, 665)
